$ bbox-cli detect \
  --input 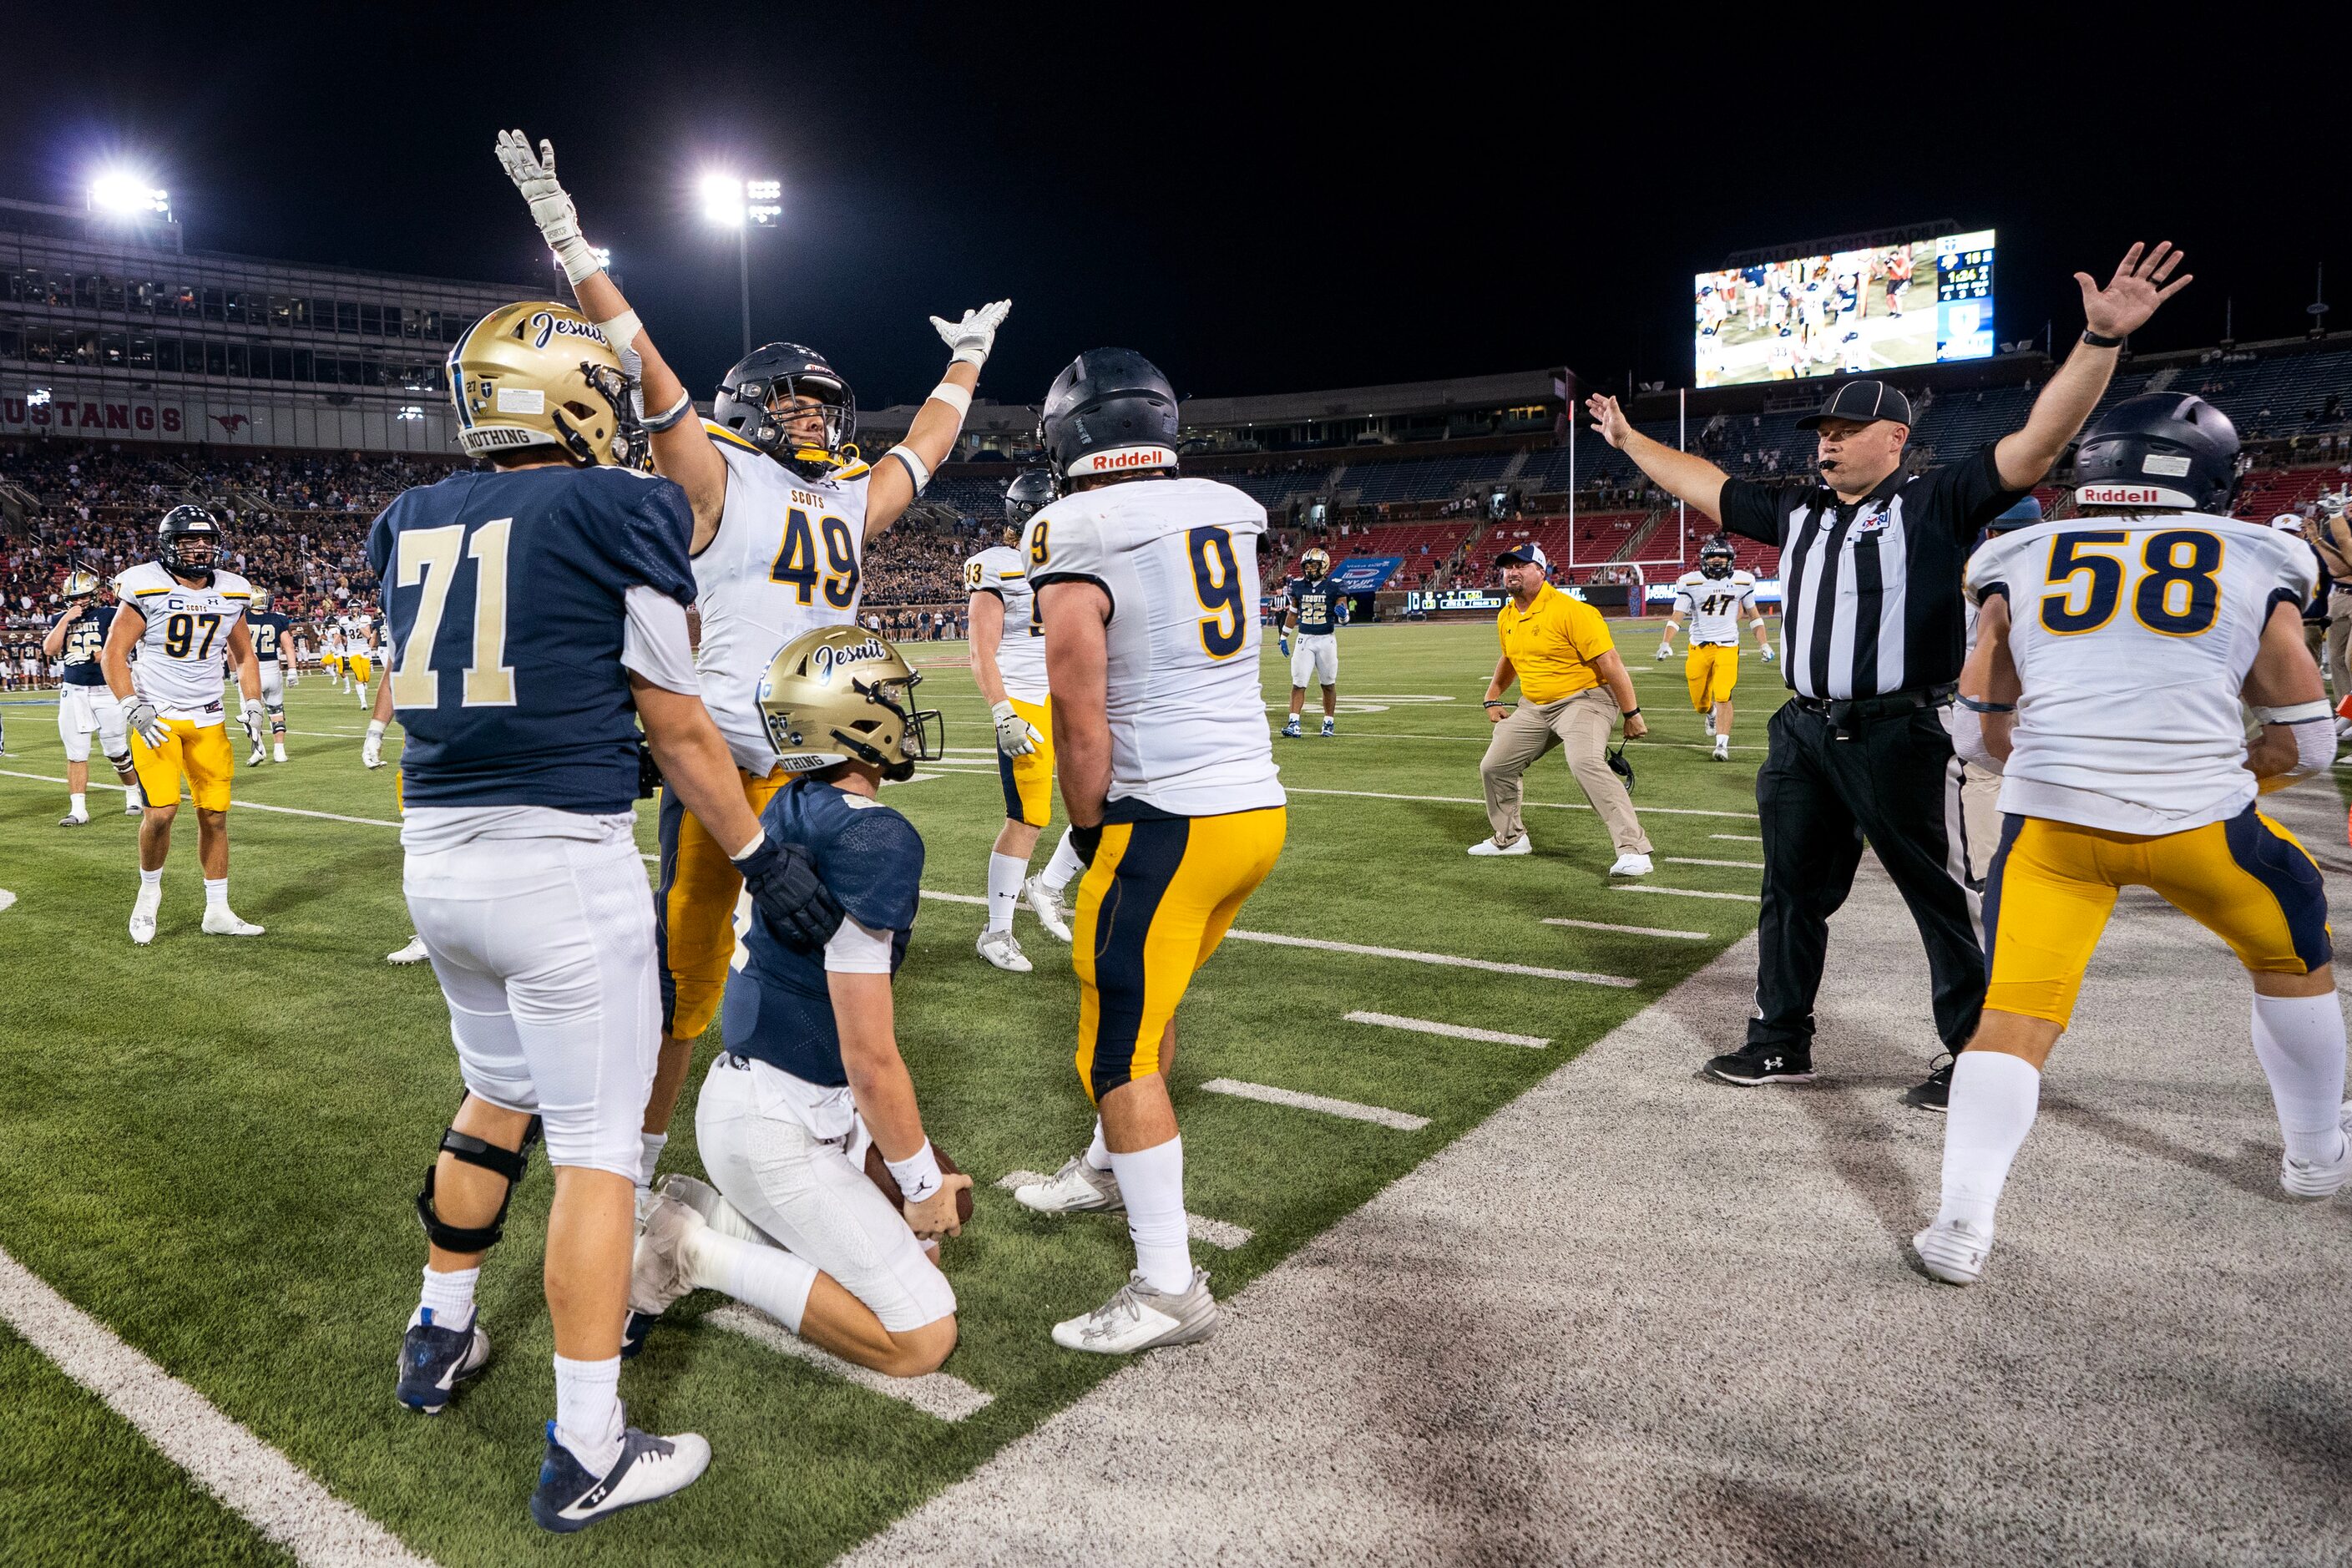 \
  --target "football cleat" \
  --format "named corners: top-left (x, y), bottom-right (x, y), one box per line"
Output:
top-left (1279, 719), bottom-right (1302, 739)
top-left (1014, 1155), bottom-right (1123, 1214)
top-left (1703, 1044), bottom-right (1815, 1086)
top-left (248, 740), bottom-right (266, 766)
top-left (1913, 1217), bottom-right (1993, 1285)
top-left (395, 1308), bottom-right (490, 1414)
top-left (1468, 835), bottom-right (1531, 857)
top-left (529, 1421), bottom-right (711, 1535)
top-left (2280, 1105), bottom-right (2352, 1198)
top-left (387, 934), bottom-right (430, 964)
top-left (1022, 874), bottom-right (1073, 942)
top-left (59, 811), bottom-right (89, 827)
top-left (976, 928), bottom-right (1032, 973)
top-left (129, 910), bottom-right (157, 945)
top-left (1705, 712), bottom-right (1717, 736)
top-left (1319, 717), bottom-right (1335, 737)
top-left (201, 908), bottom-right (266, 937)
top-left (1051, 1268), bottom-right (1218, 1354)
top-left (273, 742), bottom-right (287, 763)
top-left (1902, 1055), bottom-right (1955, 1113)
top-left (629, 1194), bottom-right (705, 1323)
top-left (1712, 736), bottom-right (1731, 761)
top-left (1607, 852), bottom-right (1653, 876)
